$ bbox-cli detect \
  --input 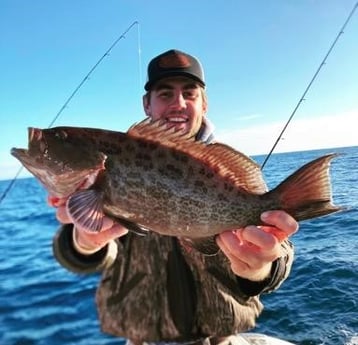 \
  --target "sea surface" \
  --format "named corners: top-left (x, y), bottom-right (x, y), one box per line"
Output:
top-left (0, 146), bottom-right (357, 345)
